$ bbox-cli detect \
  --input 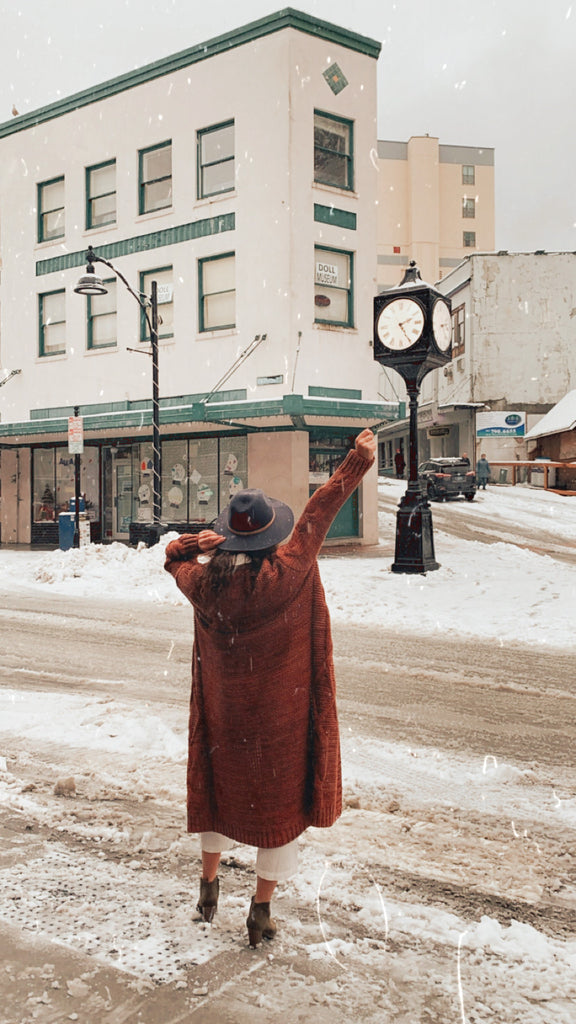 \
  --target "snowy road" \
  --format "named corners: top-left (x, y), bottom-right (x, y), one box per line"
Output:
top-left (1, 591), bottom-right (576, 1022)
top-left (1, 483), bottom-right (576, 1023)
